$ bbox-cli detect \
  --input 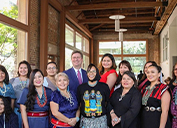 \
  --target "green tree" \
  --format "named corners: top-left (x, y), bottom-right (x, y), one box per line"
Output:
top-left (0, 5), bottom-right (18, 64)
